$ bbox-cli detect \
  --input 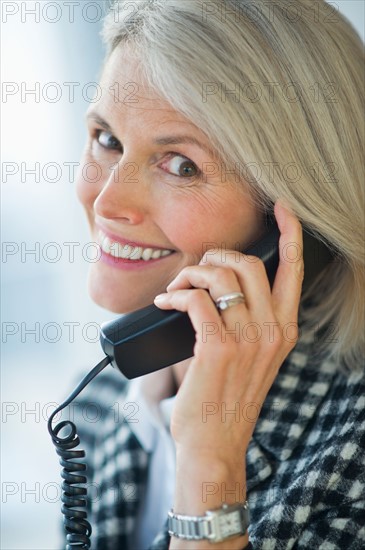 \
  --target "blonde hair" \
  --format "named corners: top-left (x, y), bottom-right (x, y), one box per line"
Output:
top-left (101, 0), bottom-right (364, 373)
